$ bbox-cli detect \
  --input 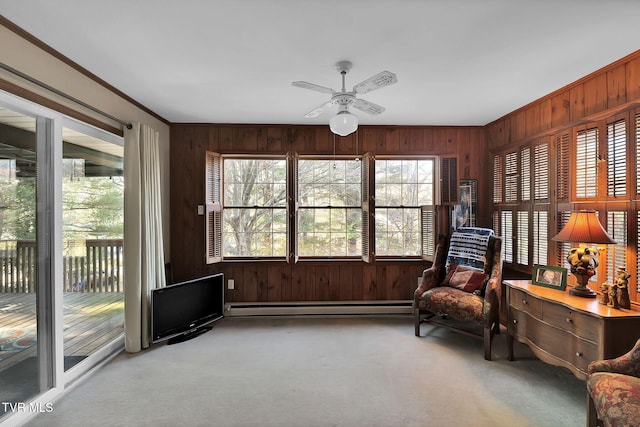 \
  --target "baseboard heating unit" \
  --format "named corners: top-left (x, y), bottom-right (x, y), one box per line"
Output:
top-left (225, 300), bottom-right (413, 317)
